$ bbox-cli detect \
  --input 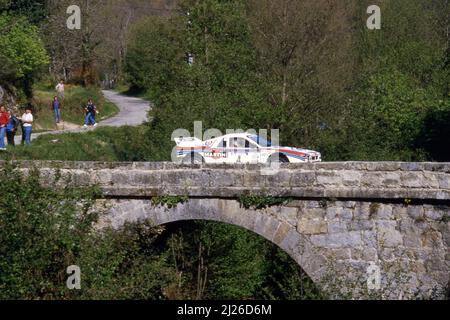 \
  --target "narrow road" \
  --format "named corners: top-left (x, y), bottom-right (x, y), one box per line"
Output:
top-left (100, 90), bottom-right (151, 127)
top-left (14, 90), bottom-right (151, 144)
